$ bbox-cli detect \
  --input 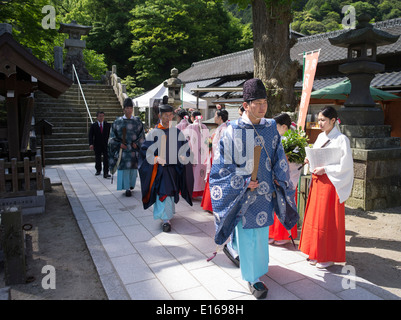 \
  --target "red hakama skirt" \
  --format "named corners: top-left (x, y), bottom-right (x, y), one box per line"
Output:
top-left (298, 174), bottom-right (346, 262)
top-left (201, 174), bottom-right (213, 212)
top-left (269, 187), bottom-right (298, 240)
